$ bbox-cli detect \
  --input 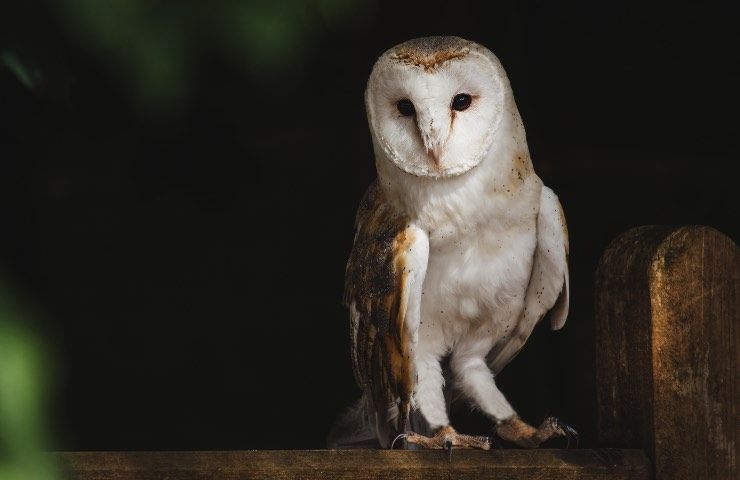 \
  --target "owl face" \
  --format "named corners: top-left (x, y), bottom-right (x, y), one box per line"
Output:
top-left (366, 37), bottom-right (507, 178)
